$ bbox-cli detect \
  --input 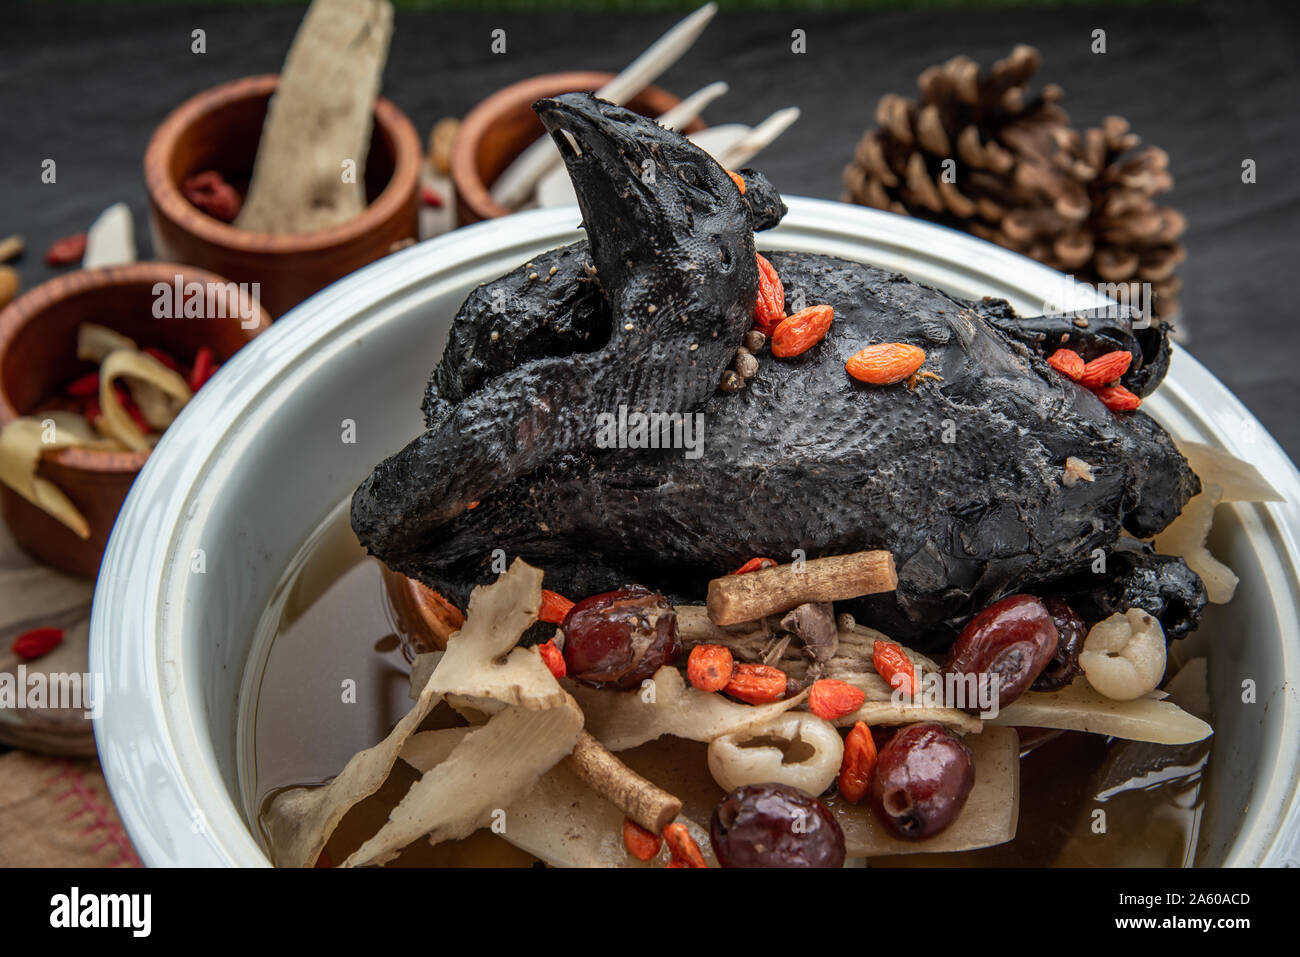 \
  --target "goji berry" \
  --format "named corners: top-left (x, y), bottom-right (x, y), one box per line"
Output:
top-left (753, 254), bottom-right (785, 335)
top-left (1046, 348), bottom-right (1085, 380)
top-left (723, 662), bottom-right (787, 704)
top-left (837, 720), bottom-right (877, 804)
top-left (45, 233), bottom-right (87, 267)
top-left (622, 817), bottom-right (662, 861)
top-left (143, 347), bottom-right (183, 373)
top-left (65, 371), bottom-right (100, 398)
top-left (1094, 383), bottom-right (1141, 412)
top-left (872, 639), bottom-right (918, 697)
top-left (115, 383), bottom-right (151, 433)
top-left (662, 823), bottom-right (707, 868)
top-left (12, 627), bottom-right (64, 660)
top-left (687, 644), bottom-right (734, 693)
top-left (731, 556), bottom-right (777, 575)
top-left (421, 184), bottom-right (444, 208)
top-left (845, 342), bottom-right (927, 385)
top-left (772, 304), bottom-right (835, 358)
top-left (537, 640), bottom-right (566, 679)
top-left (727, 170), bottom-right (747, 194)
top-left (808, 678), bottom-right (867, 721)
top-left (539, 588), bottom-right (575, 625)
top-left (1078, 350), bottom-right (1133, 388)
top-left (189, 346), bottom-right (217, 391)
